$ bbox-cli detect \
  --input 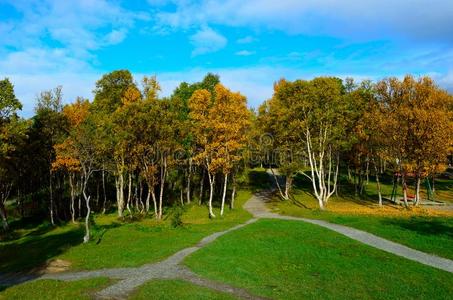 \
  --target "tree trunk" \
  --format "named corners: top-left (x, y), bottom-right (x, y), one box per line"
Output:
top-left (220, 173), bottom-right (228, 216)
top-left (78, 175), bottom-right (82, 218)
top-left (186, 157), bottom-right (192, 204)
top-left (118, 172), bottom-right (125, 217)
top-left (49, 169), bottom-right (55, 226)
top-left (158, 157), bottom-right (167, 220)
top-left (145, 189), bottom-right (150, 213)
top-left (402, 175), bottom-right (409, 208)
top-left (151, 189), bottom-right (158, 219)
top-left (373, 161), bottom-right (382, 207)
top-left (0, 201), bottom-right (9, 231)
top-left (415, 173), bottom-right (421, 206)
top-left (69, 173), bottom-right (76, 223)
top-left (365, 157), bottom-right (370, 185)
top-left (207, 171), bottom-right (216, 218)
top-left (230, 174), bottom-right (236, 209)
top-left (102, 168), bottom-right (107, 214)
top-left (270, 168), bottom-right (287, 200)
top-left (126, 173), bottom-right (132, 217)
top-left (199, 168), bottom-right (205, 205)
top-left (83, 192), bottom-right (91, 243)
top-left (284, 176), bottom-right (292, 200)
